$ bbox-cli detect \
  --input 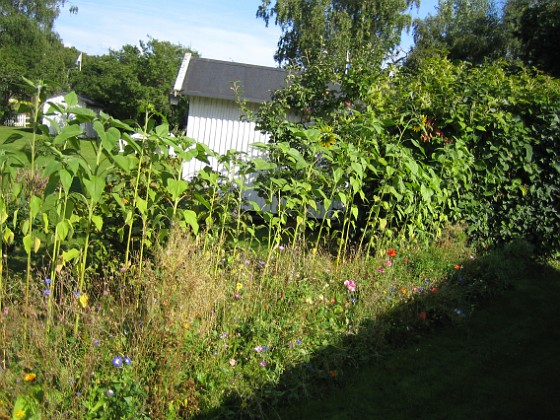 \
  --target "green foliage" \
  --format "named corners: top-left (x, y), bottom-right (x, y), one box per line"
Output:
top-left (515, 0), bottom-right (560, 76)
top-left (409, 0), bottom-right (510, 66)
top-left (257, 0), bottom-right (419, 68)
top-left (70, 39), bottom-right (197, 125)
